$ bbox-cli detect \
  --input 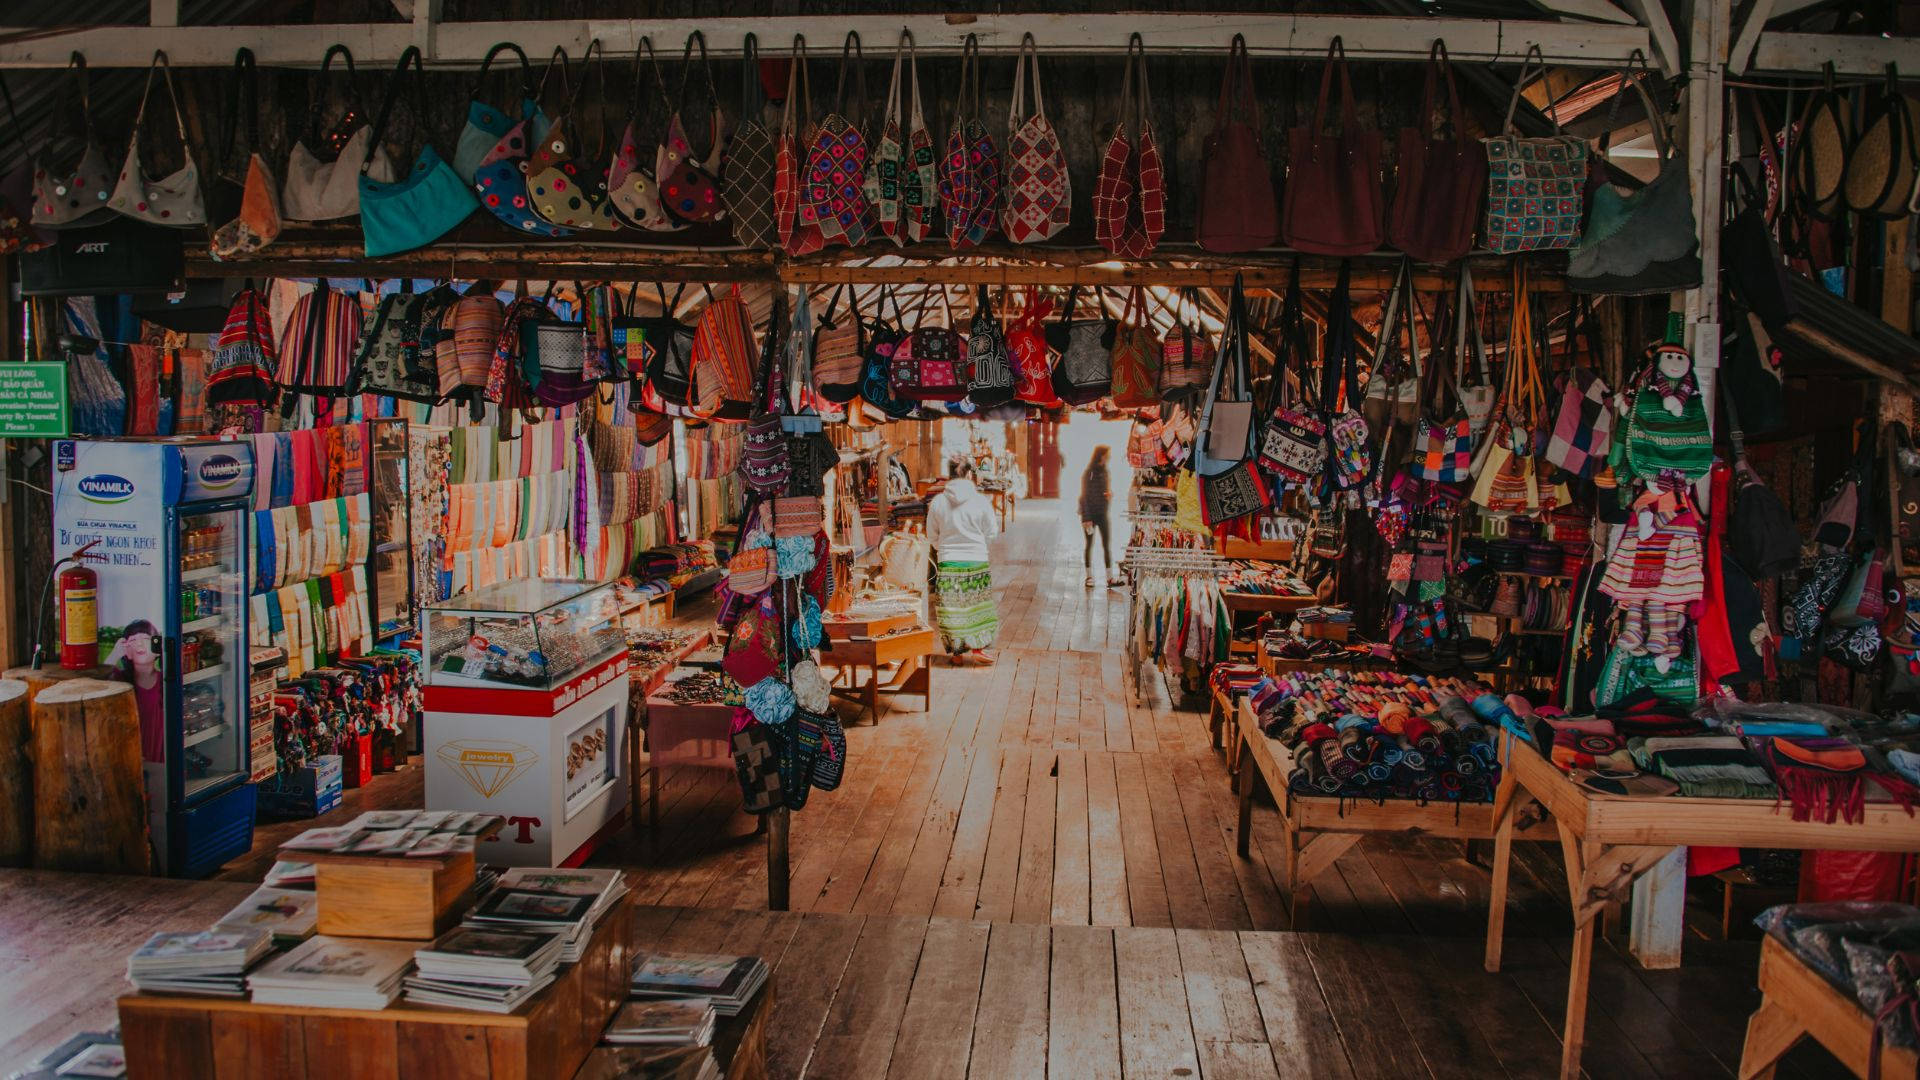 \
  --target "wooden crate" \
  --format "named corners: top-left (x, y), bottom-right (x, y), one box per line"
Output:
top-left (307, 850), bottom-right (476, 941)
top-left (119, 892), bottom-right (635, 1080)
